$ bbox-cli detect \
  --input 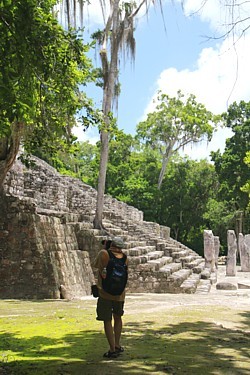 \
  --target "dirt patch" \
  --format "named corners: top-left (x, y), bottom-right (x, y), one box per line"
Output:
top-left (124, 265), bottom-right (250, 314)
